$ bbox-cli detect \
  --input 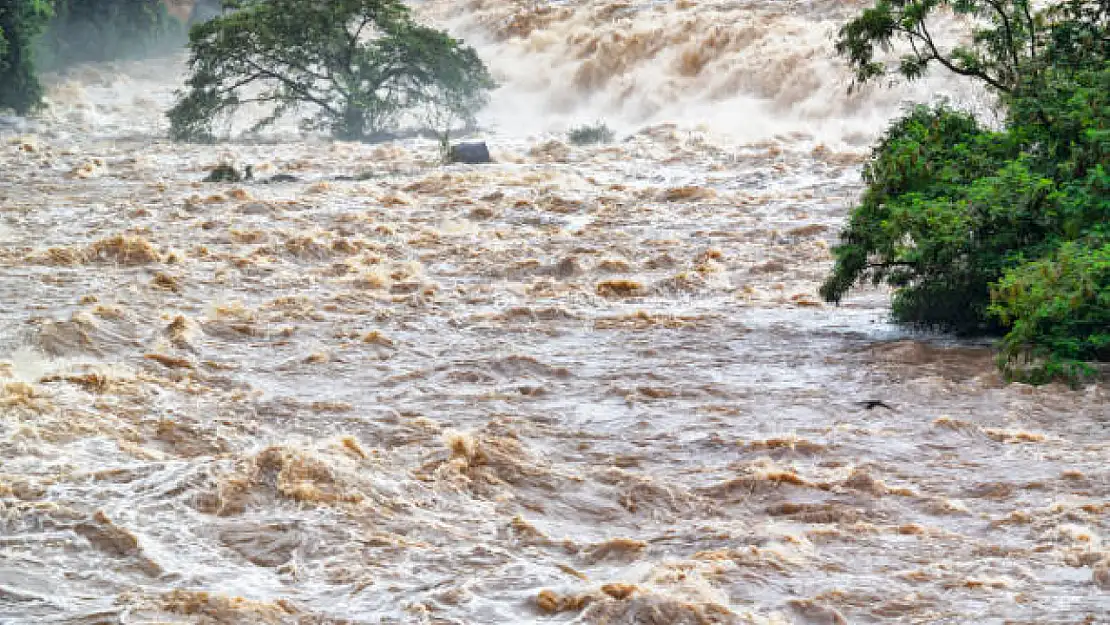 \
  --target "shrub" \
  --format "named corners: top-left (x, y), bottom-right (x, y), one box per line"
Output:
top-left (990, 241), bottom-right (1110, 383)
top-left (567, 121), bottom-right (614, 145)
